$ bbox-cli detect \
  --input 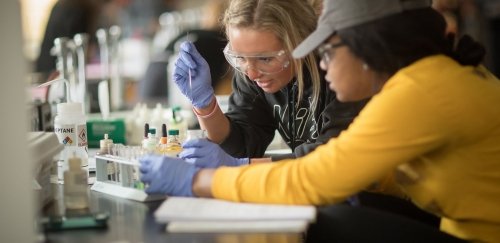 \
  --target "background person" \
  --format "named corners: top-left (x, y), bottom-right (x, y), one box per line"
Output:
top-left (35, 0), bottom-right (100, 80)
top-left (138, 0), bottom-right (231, 105)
